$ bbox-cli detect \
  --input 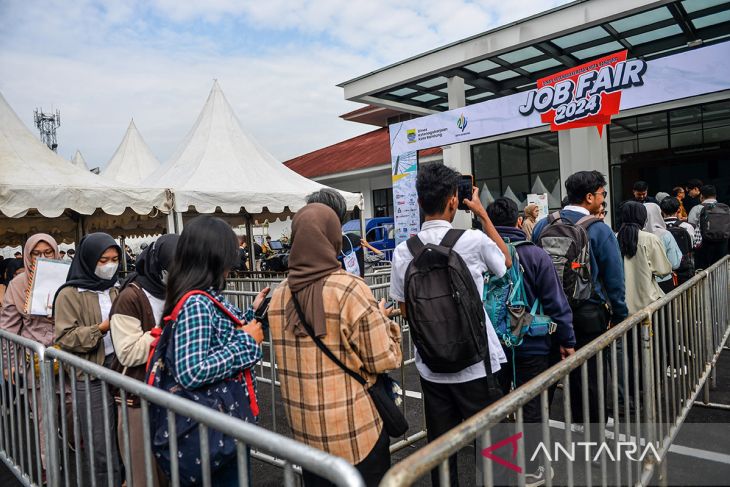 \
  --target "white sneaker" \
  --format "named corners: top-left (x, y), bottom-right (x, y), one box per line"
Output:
top-left (525, 466), bottom-right (554, 487)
